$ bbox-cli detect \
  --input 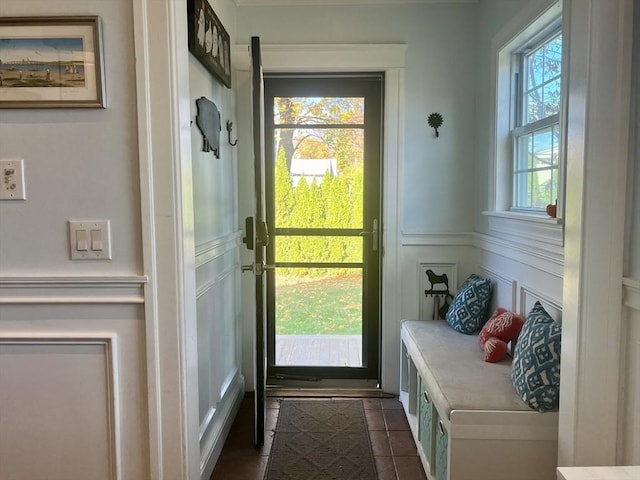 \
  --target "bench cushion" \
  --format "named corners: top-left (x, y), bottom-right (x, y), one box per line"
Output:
top-left (402, 319), bottom-right (531, 419)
